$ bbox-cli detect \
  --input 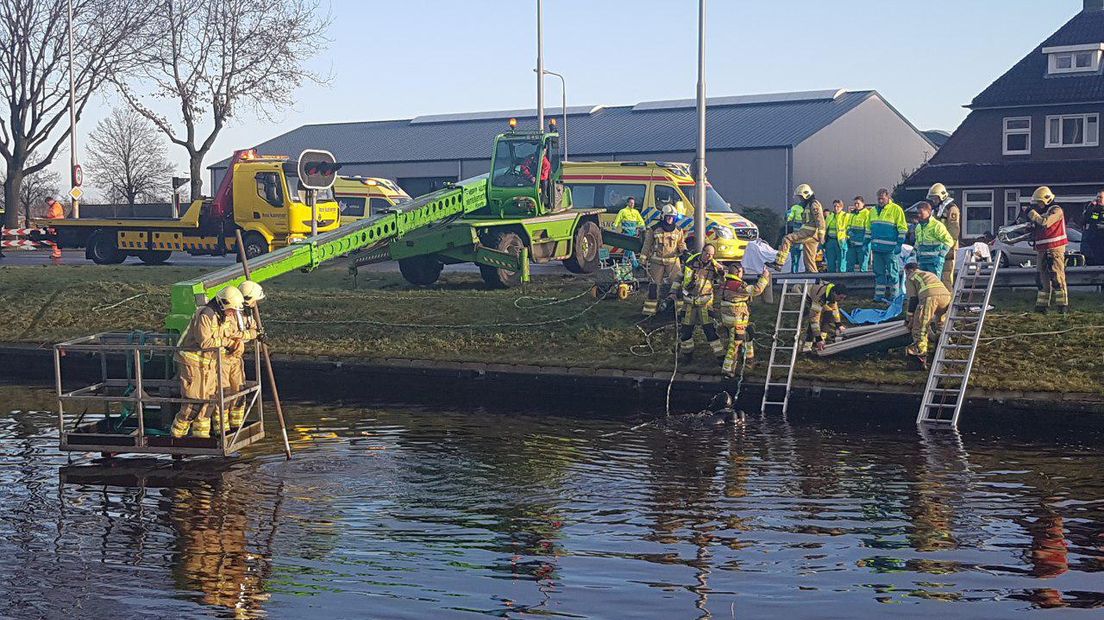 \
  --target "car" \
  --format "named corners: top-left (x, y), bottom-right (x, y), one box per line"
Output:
top-left (992, 226), bottom-right (1081, 267)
